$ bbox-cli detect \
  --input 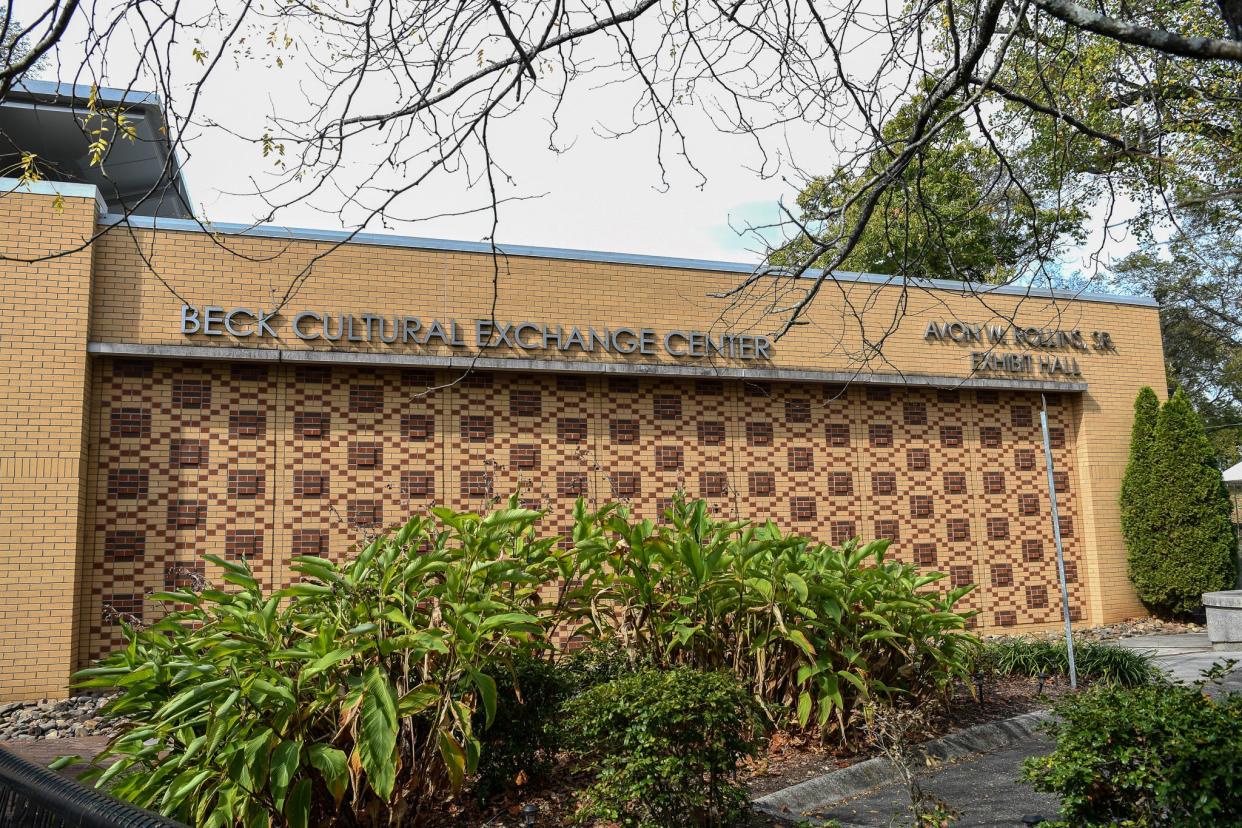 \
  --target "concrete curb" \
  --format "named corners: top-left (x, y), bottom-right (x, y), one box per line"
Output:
top-left (752, 709), bottom-right (1054, 821)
